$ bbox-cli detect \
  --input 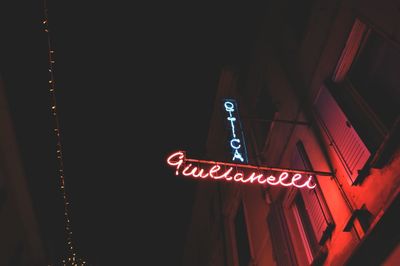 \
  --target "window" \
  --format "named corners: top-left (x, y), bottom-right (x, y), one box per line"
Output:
top-left (347, 30), bottom-right (400, 128)
top-left (334, 19), bottom-right (400, 129)
top-left (315, 18), bottom-right (400, 184)
top-left (314, 82), bottom-right (371, 184)
top-left (268, 142), bottom-right (333, 265)
top-left (285, 141), bottom-right (333, 264)
top-left (234, 201), bottom-right (251, 266)
top-left (291, 193), bottom-right (318, 263)
top-left (268, 201), bottom-right (298, 266)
